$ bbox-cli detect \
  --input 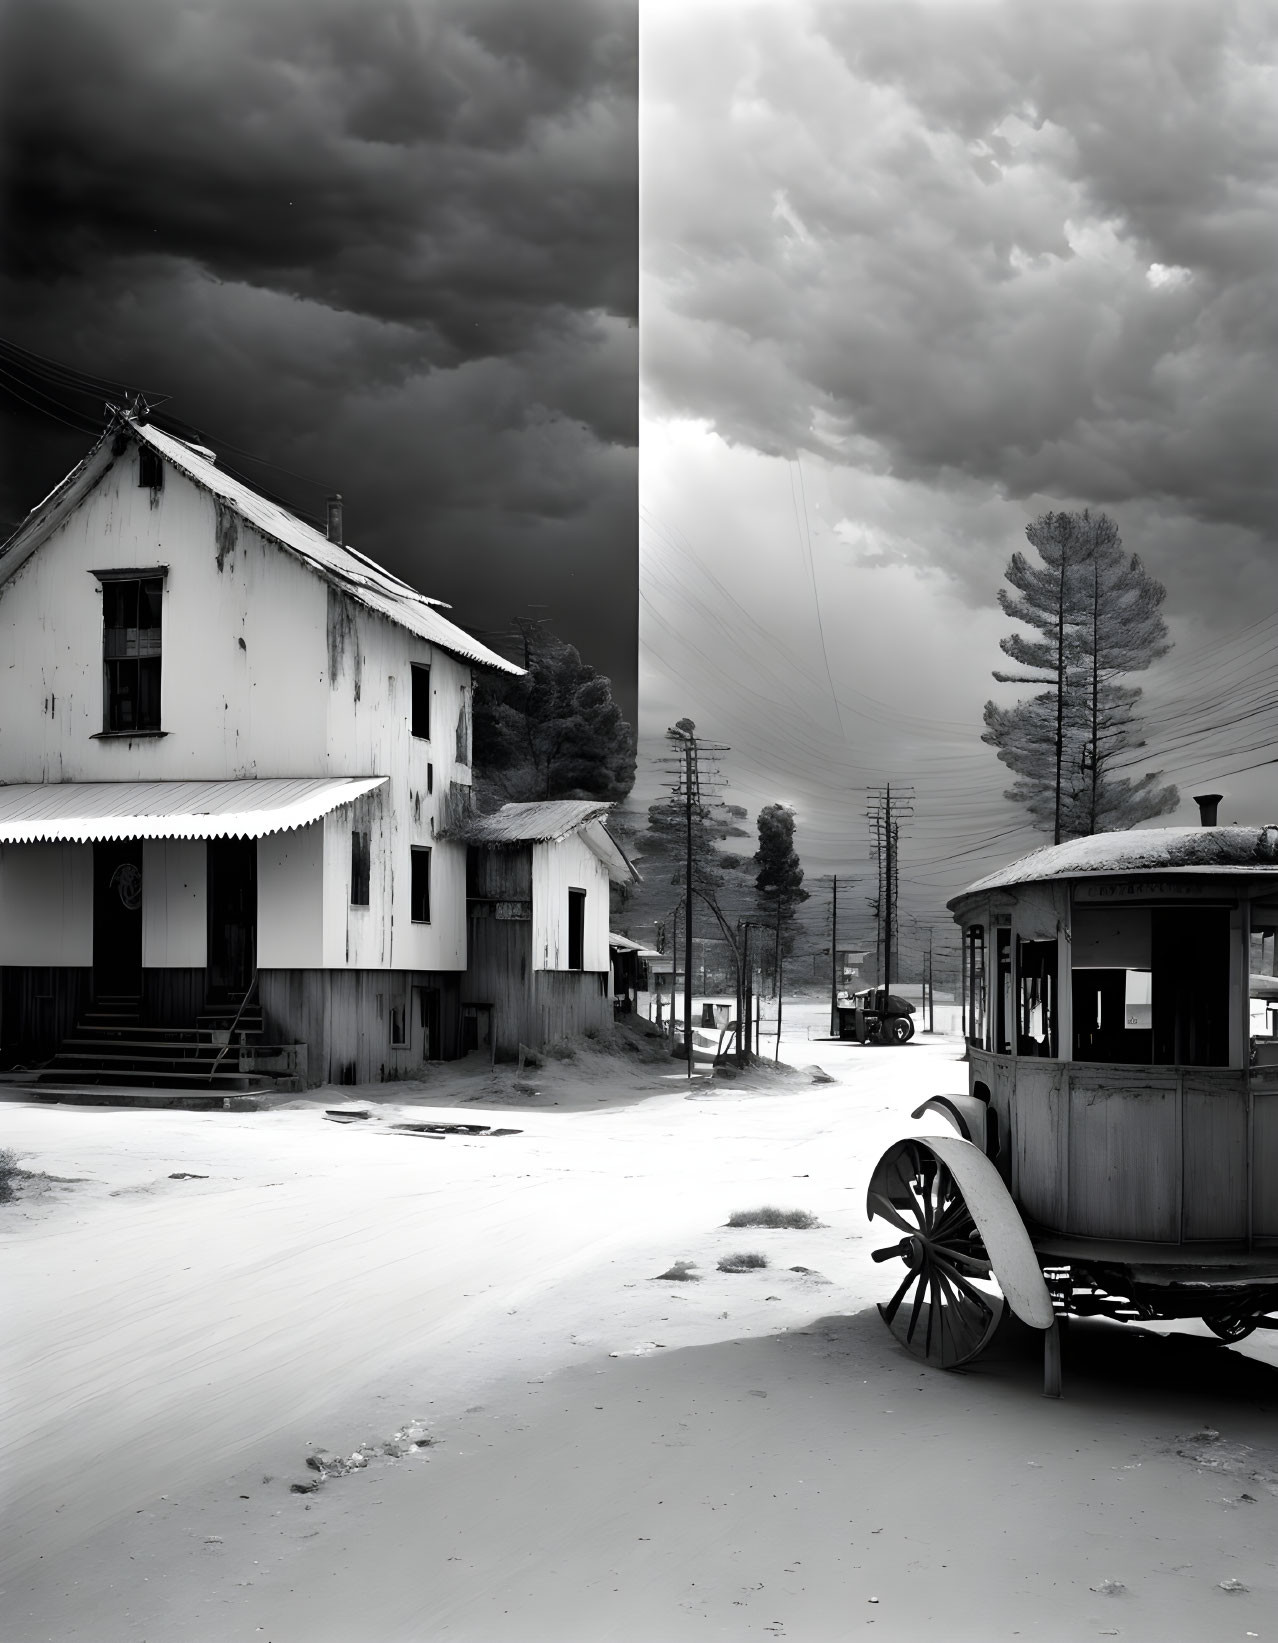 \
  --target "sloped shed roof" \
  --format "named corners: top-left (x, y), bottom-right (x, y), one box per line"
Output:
top-left (460, 800), bottom-right (614, 844)
top-left (456, 800), bottom-right (640, 884)
top-left (0, 414), bottom-right (522, 677)
top-left (949, 825), bottom-right (1278, 909)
